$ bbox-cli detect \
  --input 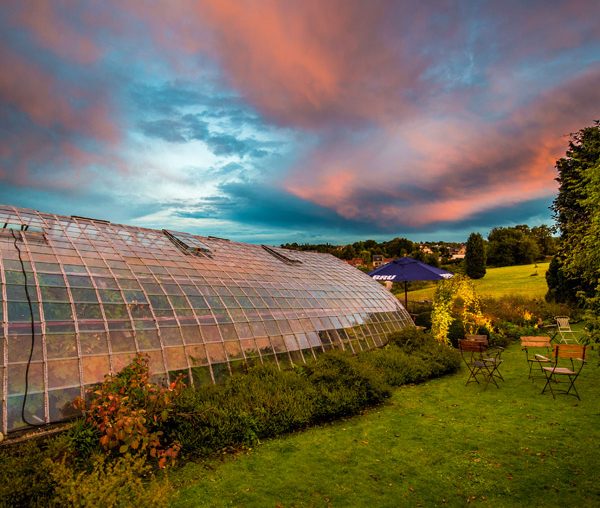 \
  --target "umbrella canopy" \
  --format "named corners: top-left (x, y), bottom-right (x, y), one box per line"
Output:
top-left (368, 257), bottom-right (454, 307)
